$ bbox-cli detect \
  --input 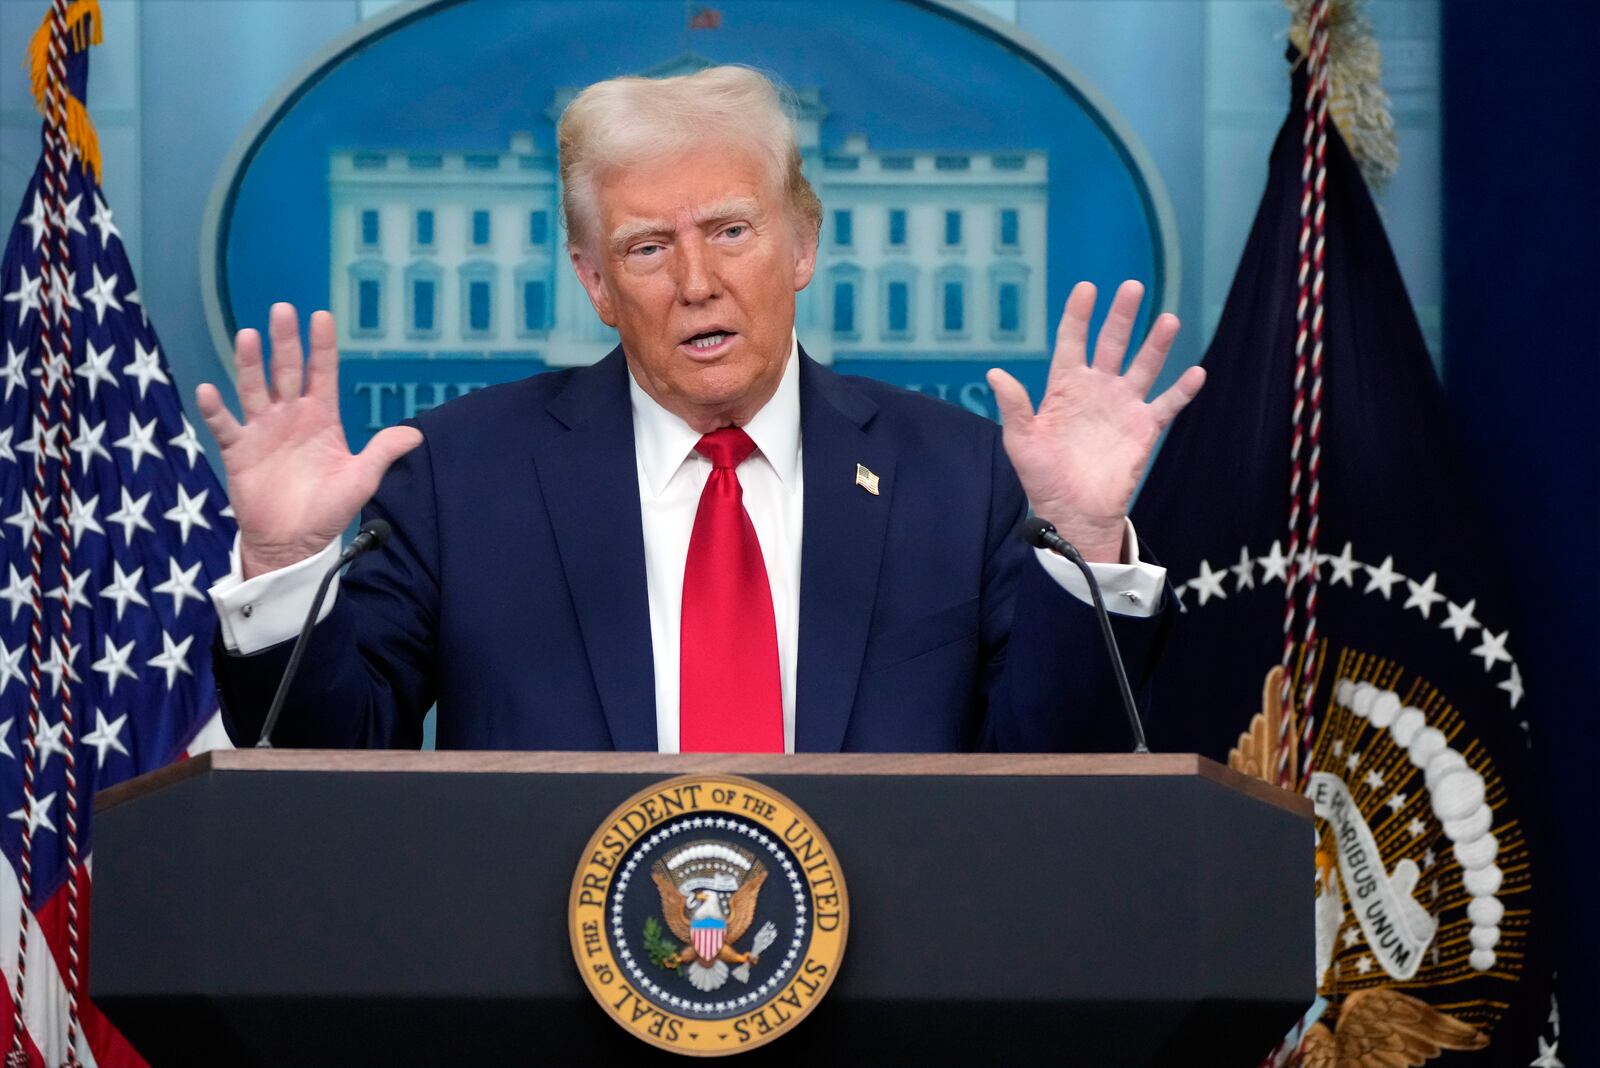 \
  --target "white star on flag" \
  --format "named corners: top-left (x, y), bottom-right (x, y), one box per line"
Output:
top-left (107, 486), bottom-right (156, 542)
top-left (1362, 555), bottom-right (1403, 600)
top-left (38, 642), bottom-right (81, 698)
top-left (169, 419), bottom-right (204, 467)
top-left (44, 267), bottom-right (81, 324)
top-left (76, 338), bottom-right (119, 400)
top-left (79, 262), bottom-right (122, 324)
top-left (1497, 663), bottom-right (1525, 709)
top-left (1402, 571), bottom-right (1446, 619)
top-left (33, 716), bottom-right (71, 771)
top-left (5, 499), bottom-right (42, 544)
top-left (1470, 628), bottom-right (1512, 672)
top-left (91, 636), bottom-right (139, 696)
top-left (1440, 598), bottom-right (1481, 641)
top-left (45, 568), bottom-right (92, 611)
top-left (2, 343), bottom-right (27, 400)
top-left (0, 640), bottom-right (24, 696)
top-left (22, 193), bottom-right (47, 249)
top-left (1363, 769), bottom-right (1384, 789)
top-left (3, 265), bottom-right (42, 320)
top-left (113, 413), bottom-right (163, 471)
top-left (1324, 541), bottom-right (1358, 586)
top-left (1229, 546), bottom-right (1255, 590)
top-left (89, 190), bottom-right (120, 246)
top-left (65, 489), bottom-right (104, 546)
top-left (99, 561), bottom-right (149, 621)
top-left (147, 631), bottom-right (195, 688)
top-left (163, 485), bottom-right (212, 544)
top-left (1258, 540), bottom-right (1289, 584)
top-left (17, 421), bottom-right (61, 462)
top-left (0, 566), bottom-right (32, 622)
top-left (50, 193), bottom-right (87, 239)
top-left (8, 791), bottom-right (57, 837)
top-left (82, 710), bottom-right (131, 770)
top-left (1386, 792), bottom-right (1408, 813)
top-left (70, 415), bottom-right (113, 466)
top-left (151, 558), bottom-right (205, 614)
top-left (0, 428), bottom-right (13, 464)
top-left (30, 350), bottom-right (71, 395)
top-left (1189, 559), bottom-right (1228, 605)
top-left (123, 339), bottom-right (171, 398)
